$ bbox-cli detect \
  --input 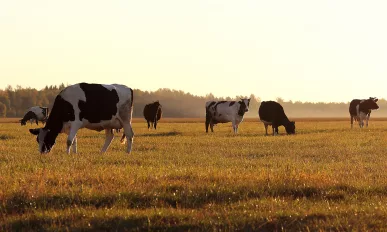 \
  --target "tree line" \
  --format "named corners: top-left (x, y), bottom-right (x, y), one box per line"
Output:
top-left (1, 84), bottom-right (387, 118)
